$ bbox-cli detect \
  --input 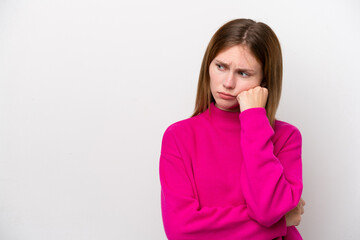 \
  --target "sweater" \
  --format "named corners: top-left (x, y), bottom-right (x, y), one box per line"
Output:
top-left (159, 101), bottom-right (303, 240)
